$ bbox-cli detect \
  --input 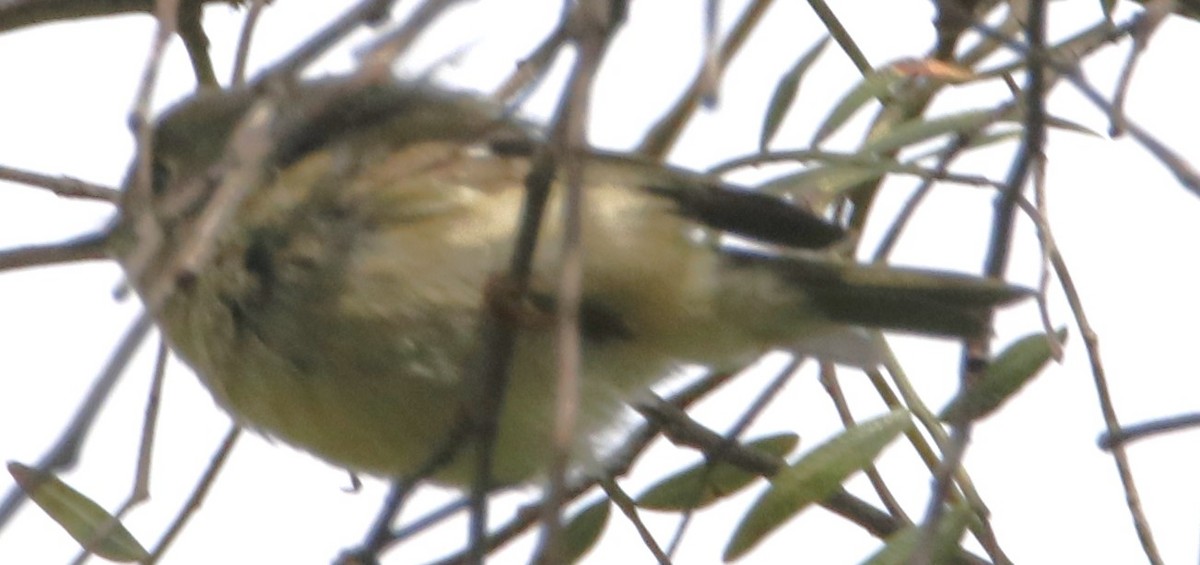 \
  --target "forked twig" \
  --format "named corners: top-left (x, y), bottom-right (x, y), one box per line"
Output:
top-left (1013, 196), bottom-right (1163, 564)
